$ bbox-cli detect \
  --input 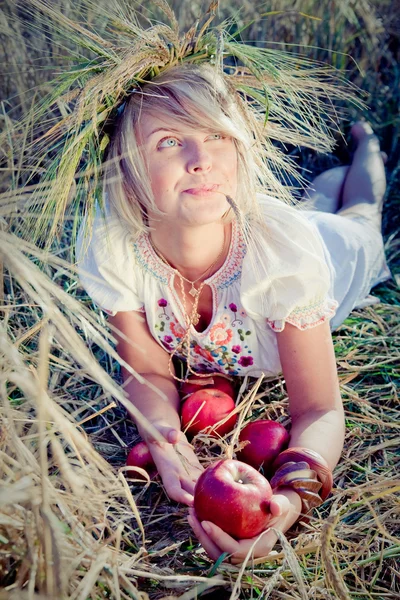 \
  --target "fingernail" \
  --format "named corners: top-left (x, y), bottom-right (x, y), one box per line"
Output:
top-left (168, 430), bottom-right (178, 443)
top-left (202, 521), bottom-right (212, 534)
